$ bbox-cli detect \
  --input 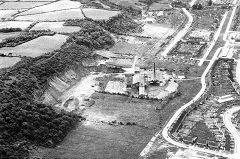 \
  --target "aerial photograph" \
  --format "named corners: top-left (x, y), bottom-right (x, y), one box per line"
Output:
top-left (1, 0), bottom-right (240, 158)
